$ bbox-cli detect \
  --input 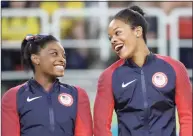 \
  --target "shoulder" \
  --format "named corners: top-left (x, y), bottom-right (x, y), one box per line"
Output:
top-left (59, 83), bottom-right (77, 91)
top-left (74, 86), bottom-right (90, 103)
top-left (2, 83), bottom-right (26, 99)
top-left (59, 83), bottom-right (88, 98)
top-left (2, 83), bottom-right (26, 106)
top-left (74, 86), bottom-right (88, 98)
top-left (155, 54), bottom-right (186, 70)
